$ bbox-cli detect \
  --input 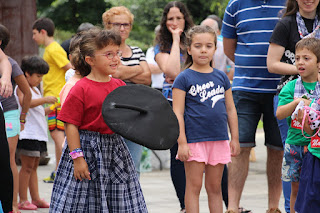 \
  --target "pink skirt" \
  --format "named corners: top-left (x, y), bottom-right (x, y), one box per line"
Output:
top-left (177, 140), bottom-right (231, 166)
